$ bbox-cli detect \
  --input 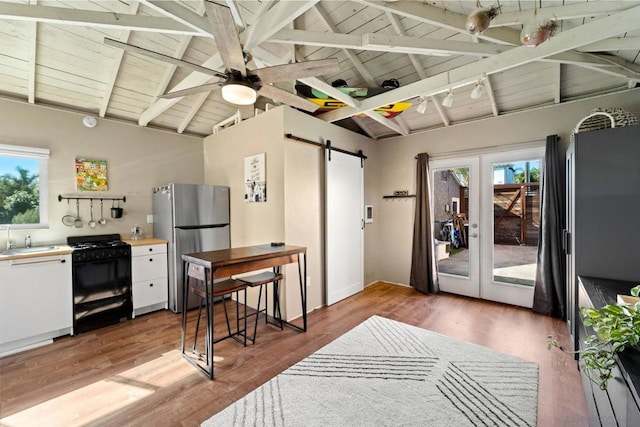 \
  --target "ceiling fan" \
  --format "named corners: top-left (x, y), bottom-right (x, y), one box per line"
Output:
top-left (104, 1), bottom-right (340, 112)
